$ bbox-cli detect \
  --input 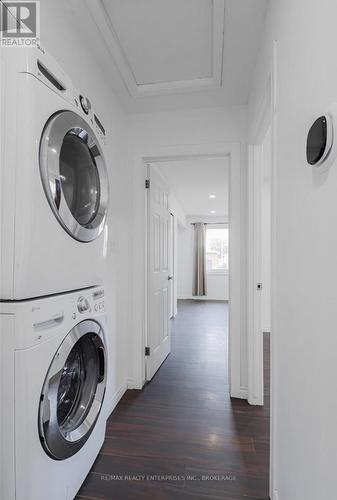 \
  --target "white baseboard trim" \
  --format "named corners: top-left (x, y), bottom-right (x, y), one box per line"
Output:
top-left (248, 395), bottom-right (264, 406)
top-left (272, 490), bottom-right (280, 500)
top-left (127, 377), bottom-right (143, 390)
top-left (230, 386), bottom-right (248, 399)
top-left (126, 377), bottom-right (141, 389)
top-left (126, 378), bottom-right (134, 389)
top-left (178, 296), bottom-right (229, 302)
top-left (106, 381), bottom-right (127, 417)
